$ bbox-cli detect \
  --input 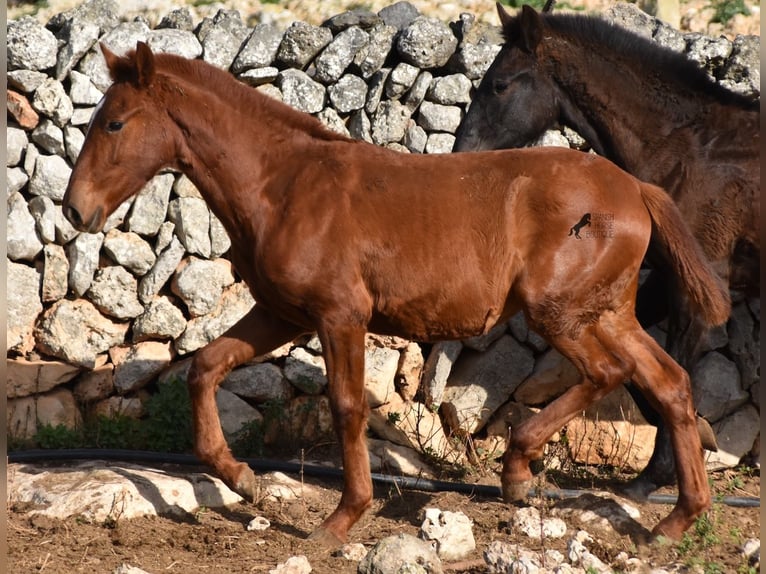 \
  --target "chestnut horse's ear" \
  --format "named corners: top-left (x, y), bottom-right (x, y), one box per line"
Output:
top-left (134, 41), bottom-right (156, 87)
top-left (518, 4), bottom-right (543, 53)
top-left (100, 42), bottom-right (121, 77)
